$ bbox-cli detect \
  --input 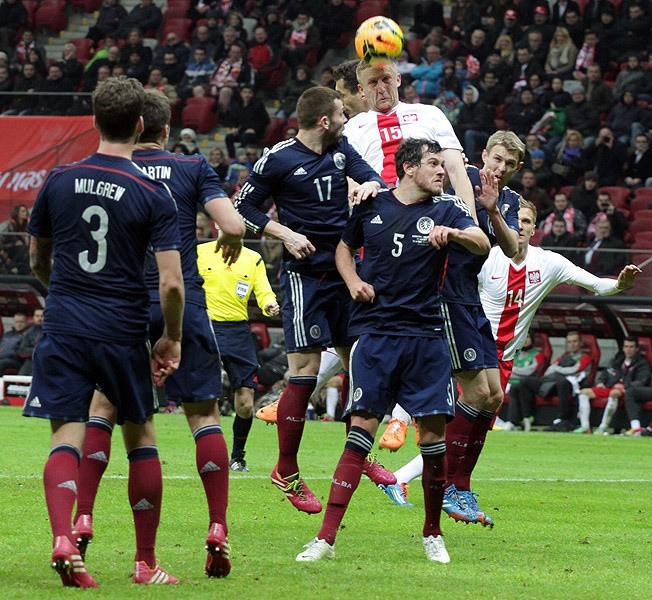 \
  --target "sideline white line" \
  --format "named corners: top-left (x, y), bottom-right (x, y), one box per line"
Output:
top-left (1, 474), bottom-right (650, 483)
